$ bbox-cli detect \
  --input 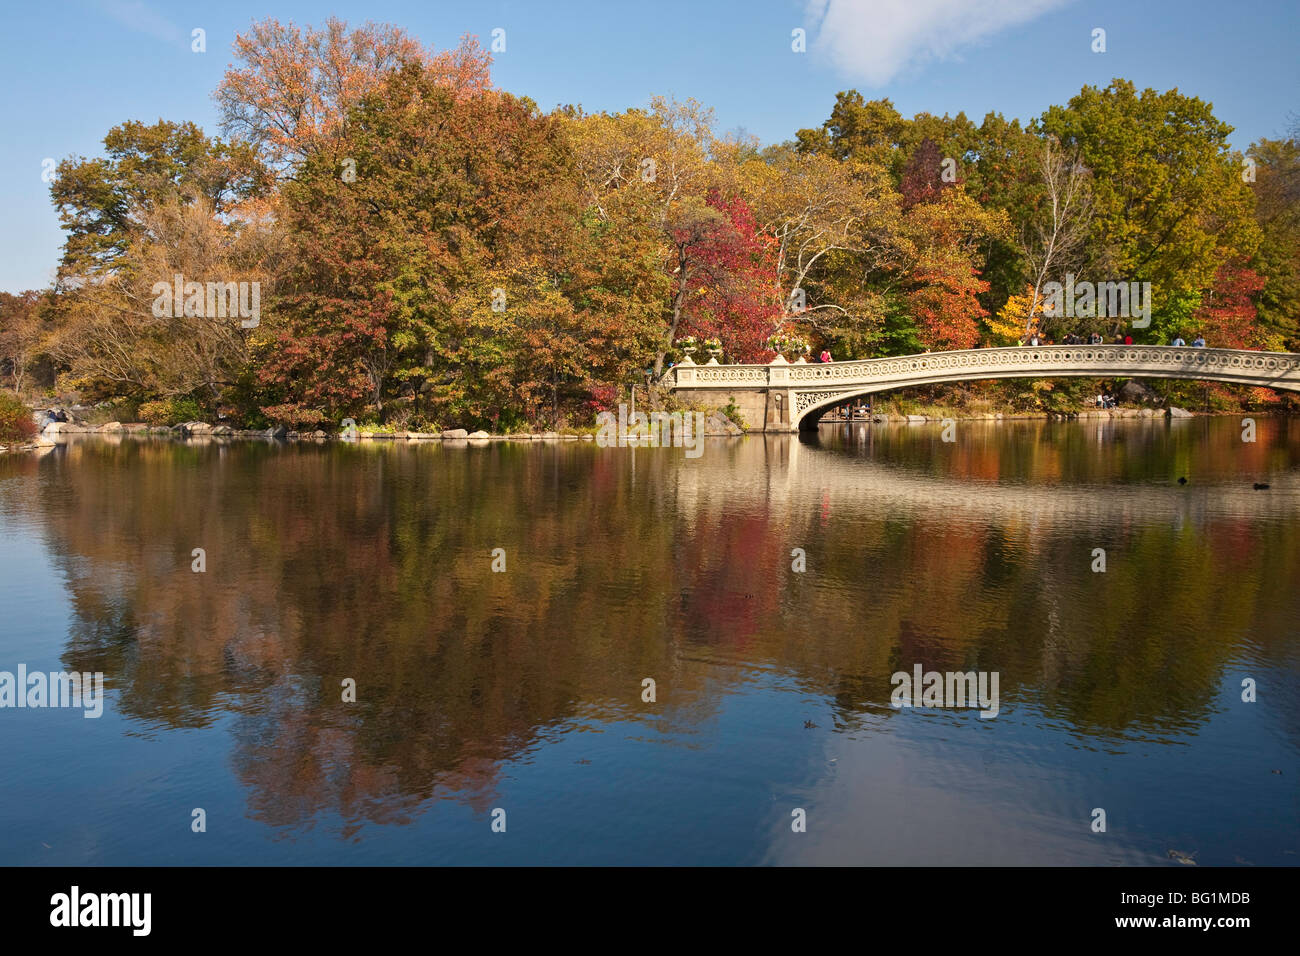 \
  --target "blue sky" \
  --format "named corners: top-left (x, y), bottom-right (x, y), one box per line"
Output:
top-left (1, 0), bottom-right (1296, 292)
